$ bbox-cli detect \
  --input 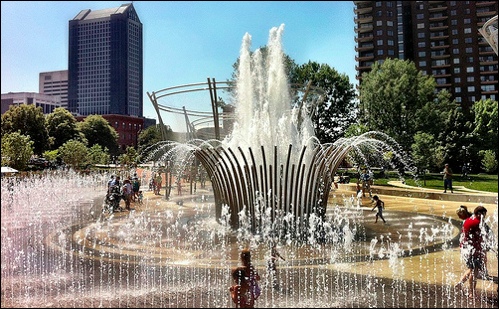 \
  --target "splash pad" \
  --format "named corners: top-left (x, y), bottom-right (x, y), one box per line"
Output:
top-left (2, 25), bottom-right (498, 308)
